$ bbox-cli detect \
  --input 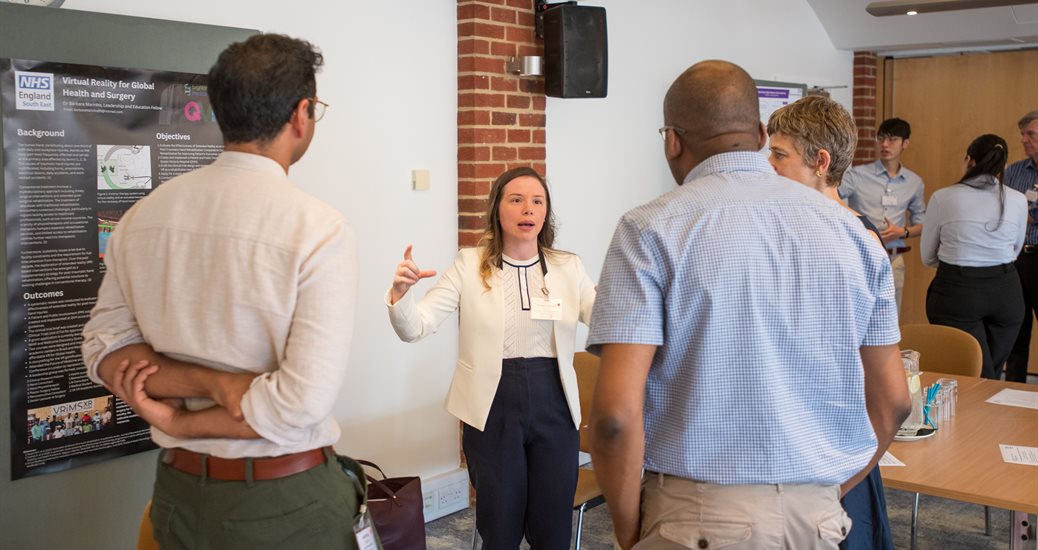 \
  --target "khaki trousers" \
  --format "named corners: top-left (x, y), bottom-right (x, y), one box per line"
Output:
top-left (632, 472), bottom-right (851, 550)
top-left (890, 252), bottom-right (906, 316)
